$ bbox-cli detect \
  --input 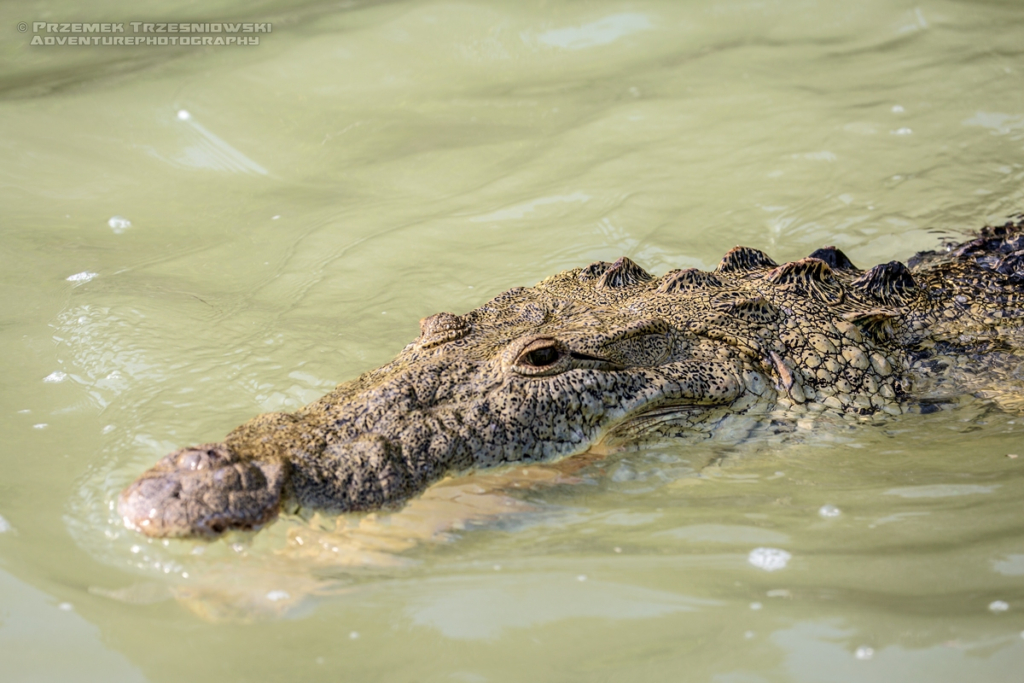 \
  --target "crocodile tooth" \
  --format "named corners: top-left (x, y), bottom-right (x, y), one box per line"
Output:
top-left (715, 246), bottom-right (778, 273)
top-left (595, 257), bottom-right (654, 289)
top-left (807, 246), bottom-right (858, 271)
top-left (851, 261), bottom-right (919, 305)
